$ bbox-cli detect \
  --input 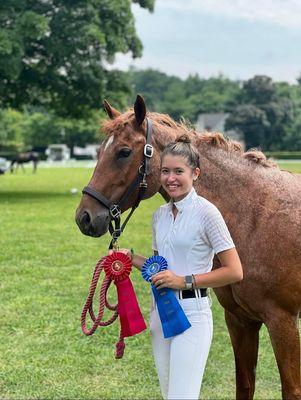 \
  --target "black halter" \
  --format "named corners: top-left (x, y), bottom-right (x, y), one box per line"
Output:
top-left (82, 118), bottom-right (154, 248)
